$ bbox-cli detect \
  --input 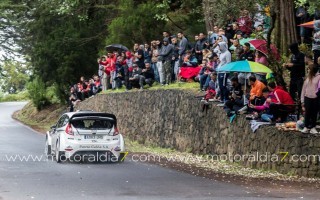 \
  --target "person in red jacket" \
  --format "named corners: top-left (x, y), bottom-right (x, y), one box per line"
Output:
top-left (237, 9), bottom-right (253, 36)
top-left (267, 82), bottom-right (295, 122)
top-left (99, 52), bottom-right (115, 90)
